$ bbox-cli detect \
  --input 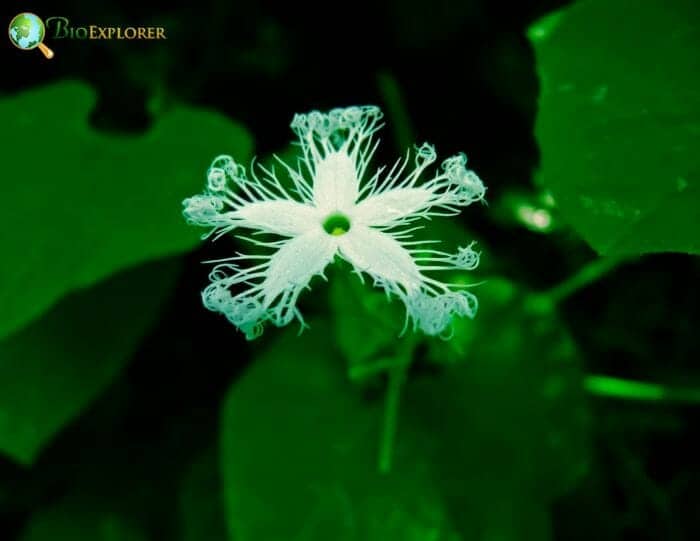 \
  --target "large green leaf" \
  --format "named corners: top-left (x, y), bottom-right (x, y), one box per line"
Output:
top-left (0, 81), bottom-right (252, 339)
top-left (221, 322), bottom-right (460, 541)
top-left (528, 0), bottom-right (700, 256)
top-left (220, 280), bottom-right (589, 540)
top-left (0, 258), bottom-right (179, 465)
